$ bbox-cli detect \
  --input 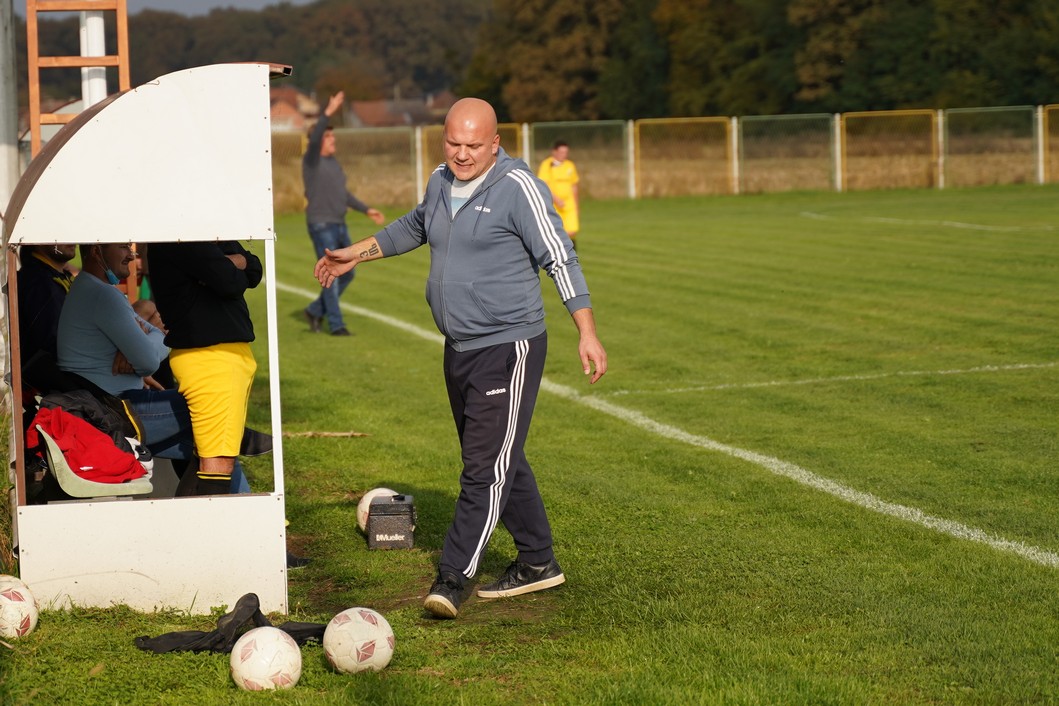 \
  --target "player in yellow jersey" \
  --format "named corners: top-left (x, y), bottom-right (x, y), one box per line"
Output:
top-left (537, 140), bottom-right (580, 246)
